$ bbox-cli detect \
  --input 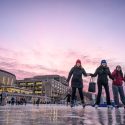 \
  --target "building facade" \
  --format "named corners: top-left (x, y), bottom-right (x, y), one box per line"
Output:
top-left (0, 69), bottom-right (33, 95)
top-left (0, 69), bottom-right (16, 86)
top-left (16, 75), bottom-right (69, 102)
